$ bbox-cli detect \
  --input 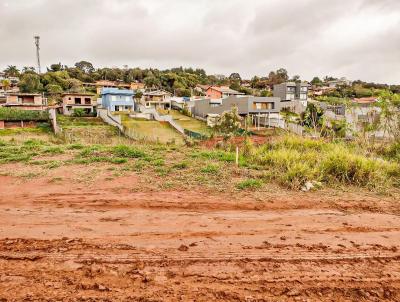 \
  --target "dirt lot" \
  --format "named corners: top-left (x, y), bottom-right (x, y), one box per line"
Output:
top-left (0, 165), bottom-right (399, 302)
